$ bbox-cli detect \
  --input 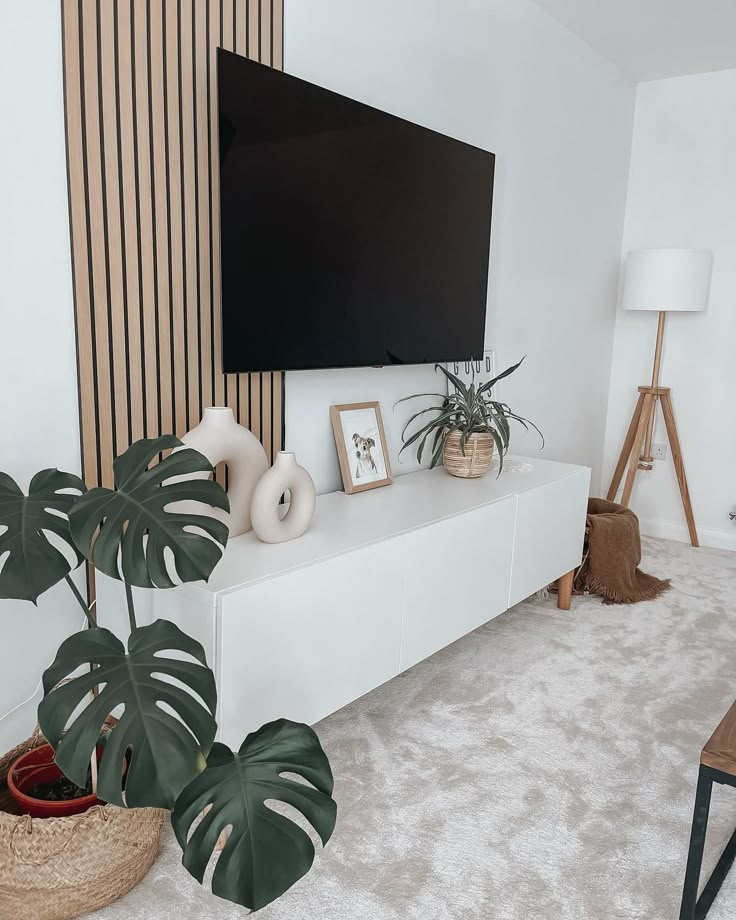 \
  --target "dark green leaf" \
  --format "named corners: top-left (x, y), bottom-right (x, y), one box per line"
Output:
top-left (416, 425), bottom-right (440, 465)
top-left (507, 413), bottom-right (545, 446)
top-left (433, 363), bottom-right (468, 398)
top-left (481, 427), bottom-right (505, 476)
top-left (69, 436), bottom-right (229, 588)
top-left (430, 433), bottom-right (445, 469)
top-left (477, 357), bottom-right (526, 395)
top-left (398, 410), bottom-right (459, 455)
top-left (38, 619), bottom-right (218, 808)
top-left (399, 405), bottom-right (445, 442)
top-left (394, 392), bottom-right (447, 406)
top-left (172, 720), bottom-right (337, 911)
top-left (0, 469), bottom-right (86, 603)
top-left (476, 404), bottom-right (510, 449)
